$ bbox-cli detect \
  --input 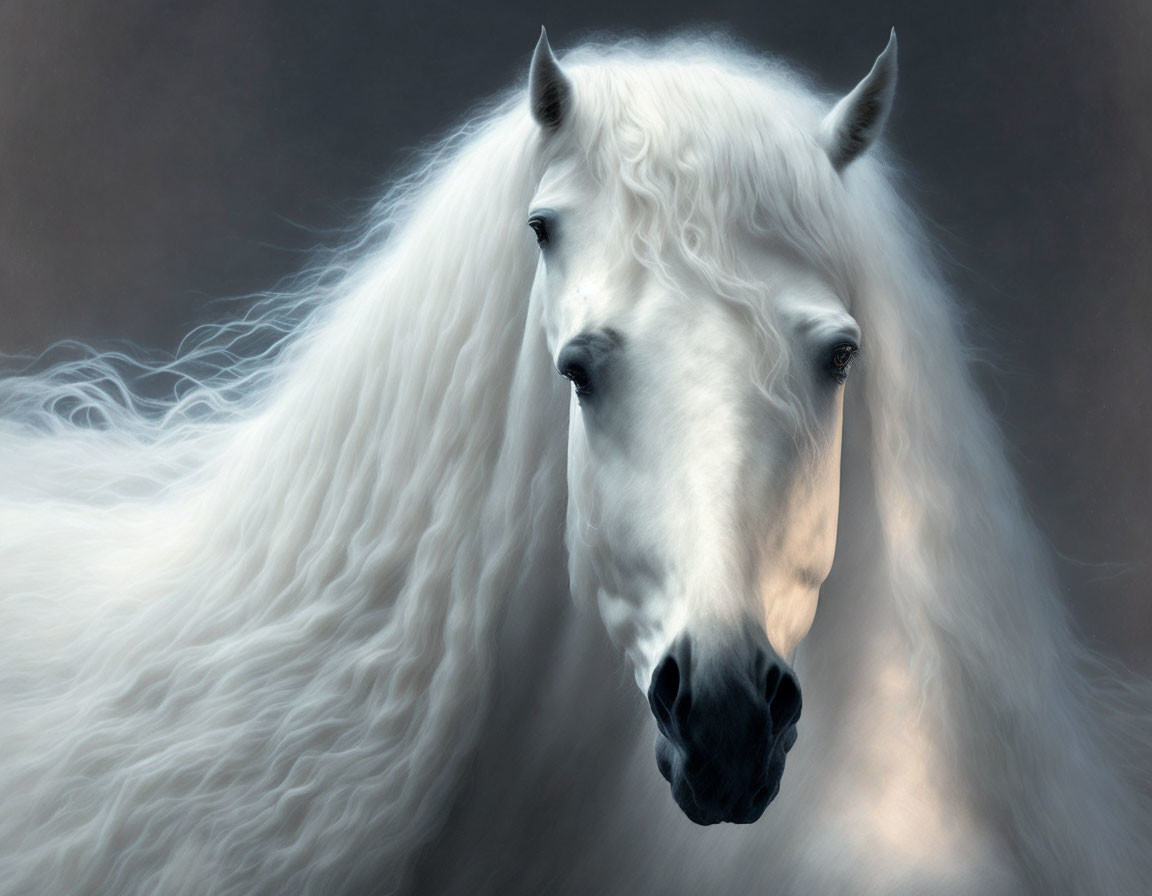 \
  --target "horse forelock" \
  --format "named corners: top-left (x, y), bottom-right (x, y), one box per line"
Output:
top-left (550, 44), bottom-right (869, 440)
